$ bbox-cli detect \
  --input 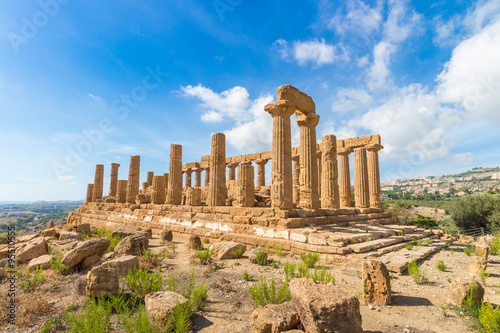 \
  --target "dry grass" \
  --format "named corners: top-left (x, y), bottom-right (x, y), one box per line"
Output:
top-left (16, 293), bottom-right (53, 326)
